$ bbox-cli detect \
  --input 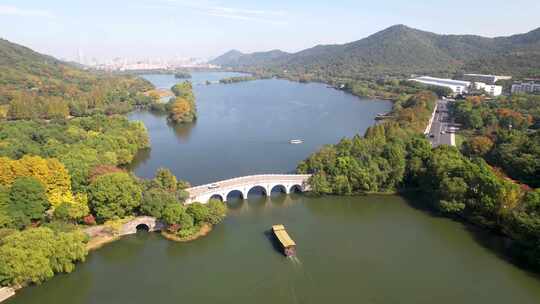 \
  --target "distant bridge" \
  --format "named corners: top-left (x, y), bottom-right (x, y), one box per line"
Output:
top-left (184, 174), bottom-right (312, 204)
